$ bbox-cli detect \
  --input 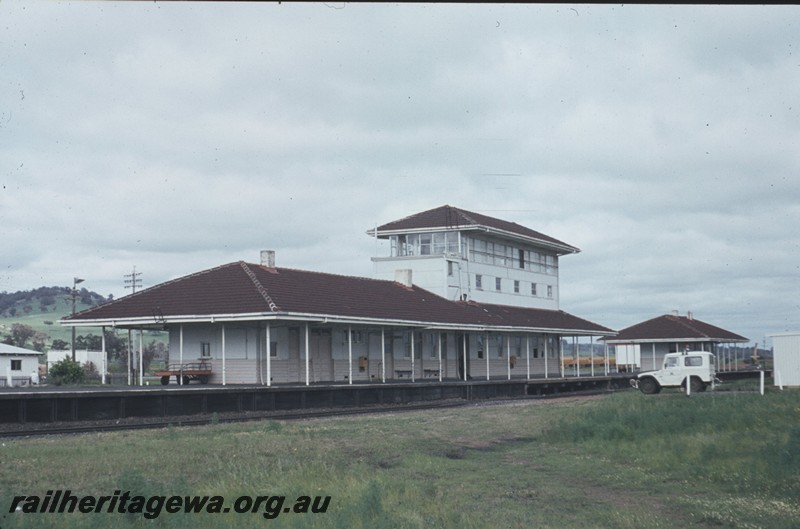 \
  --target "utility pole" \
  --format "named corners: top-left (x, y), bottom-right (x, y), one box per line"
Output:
top-left (70, 277), bottom-right (85, 362)
top-left (124, 266), bottom-right (143, 386)
top-left (124, 266), bottom-right (143, 293)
